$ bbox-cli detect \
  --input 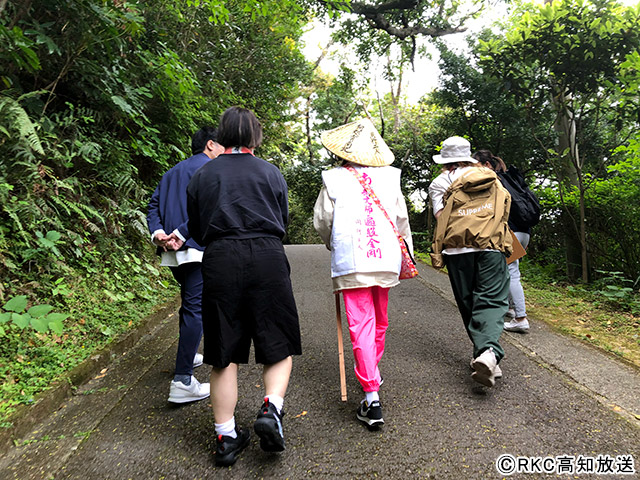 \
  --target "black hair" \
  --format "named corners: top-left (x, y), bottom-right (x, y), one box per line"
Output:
top-left (191, 126), bottom-right (218, 155)
top-left (472, 149), bottom-right (506, 172)
top-left (216, 107), bottom-right (263, 149)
